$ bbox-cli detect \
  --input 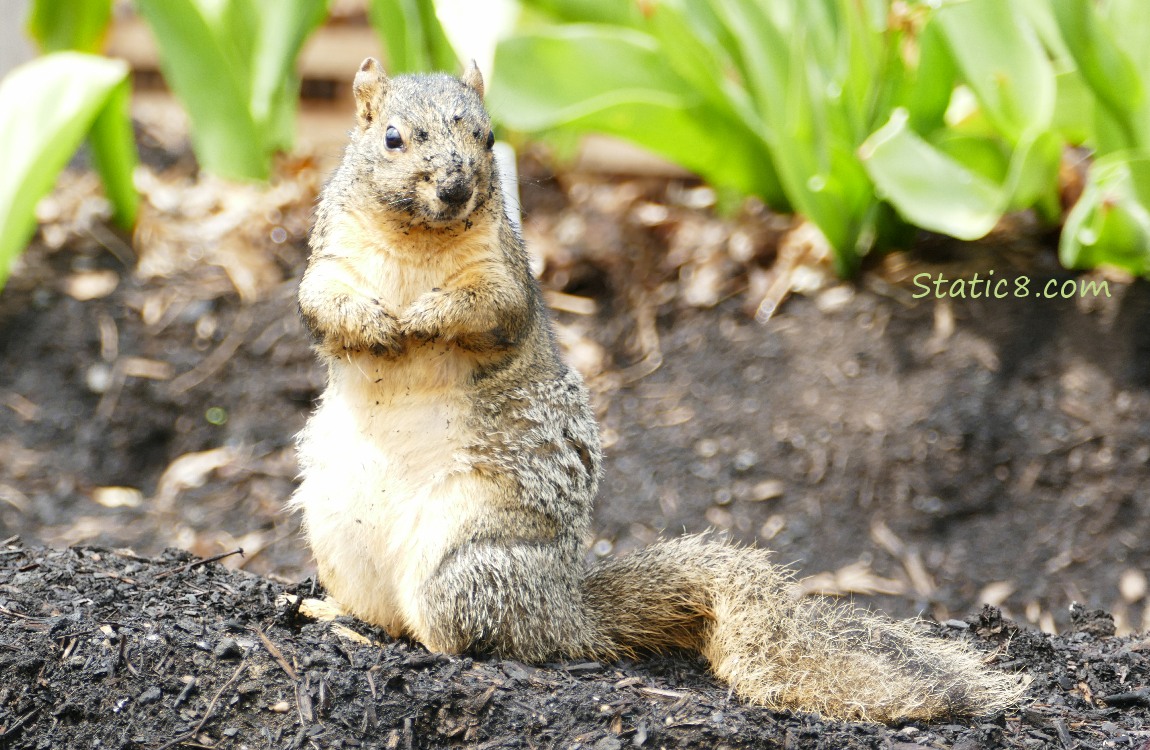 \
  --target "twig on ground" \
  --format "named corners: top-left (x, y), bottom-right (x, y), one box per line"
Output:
top-left (252, 627), bottom-right (299, 682)
top-left (154, 549), bottom-right (244, 581)
top-left (154, 658), bottom-right (249, 750)
top-left (168, 309), bottom-right (253, 395)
